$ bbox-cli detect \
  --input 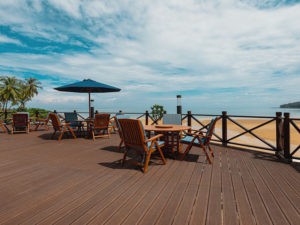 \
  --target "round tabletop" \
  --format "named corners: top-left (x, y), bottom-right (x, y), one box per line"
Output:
top-left (144, 124), bottom-right (190, 132)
